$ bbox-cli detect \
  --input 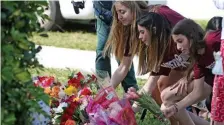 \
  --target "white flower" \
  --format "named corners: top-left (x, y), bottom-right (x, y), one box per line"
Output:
top-left (73, 74), bottom-right (78, 78)
top-left (52, 115), bottom-right (60, 124)
top-left (58, 90), bottom-right (66, 99)
top-left (58, 85), bottom-right (67, 99)
top-left (80, 99), bottom-right (88, 110)
top-left (52, 102), bottom-right (68, 114)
